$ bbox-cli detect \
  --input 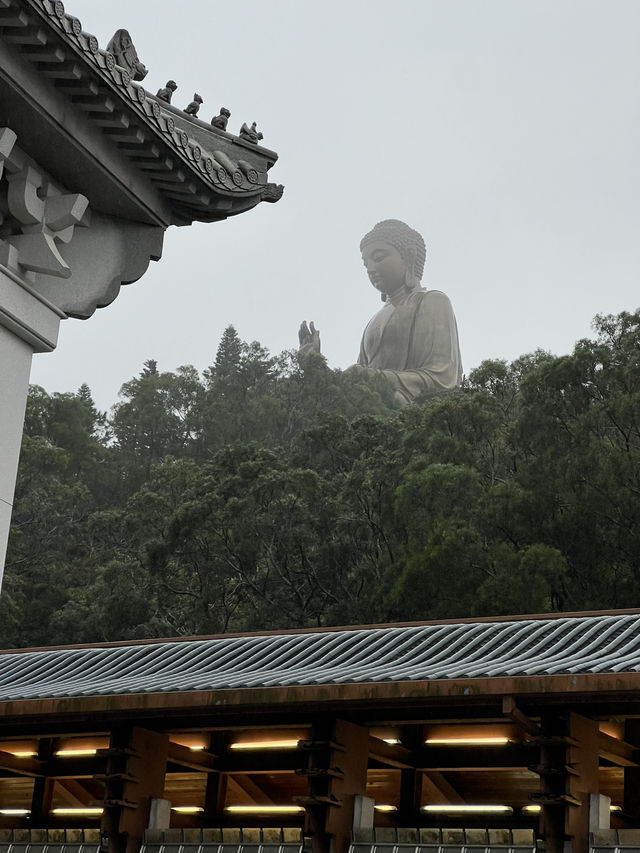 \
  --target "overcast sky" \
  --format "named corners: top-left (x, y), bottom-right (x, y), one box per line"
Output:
top-left (29, 0), bottom-right (640, 412)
